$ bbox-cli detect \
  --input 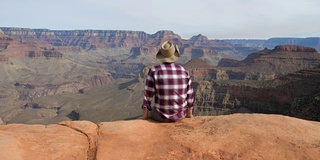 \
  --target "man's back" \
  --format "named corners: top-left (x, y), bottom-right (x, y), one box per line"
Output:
top-left (143, 63), bottom-right (194, 121)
